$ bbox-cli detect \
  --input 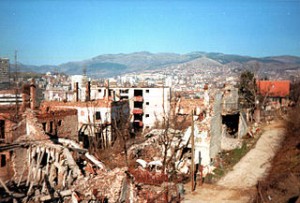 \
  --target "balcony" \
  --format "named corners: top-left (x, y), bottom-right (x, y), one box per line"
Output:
top-left (132, 108), bottom-right (143, 114)
top-left (134, 96), bottom-right (143, 102)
